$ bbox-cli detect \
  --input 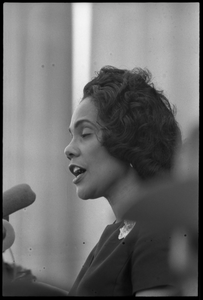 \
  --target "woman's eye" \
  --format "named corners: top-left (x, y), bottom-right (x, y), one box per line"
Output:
top-left (81, 132), bottom-right (92, 138)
